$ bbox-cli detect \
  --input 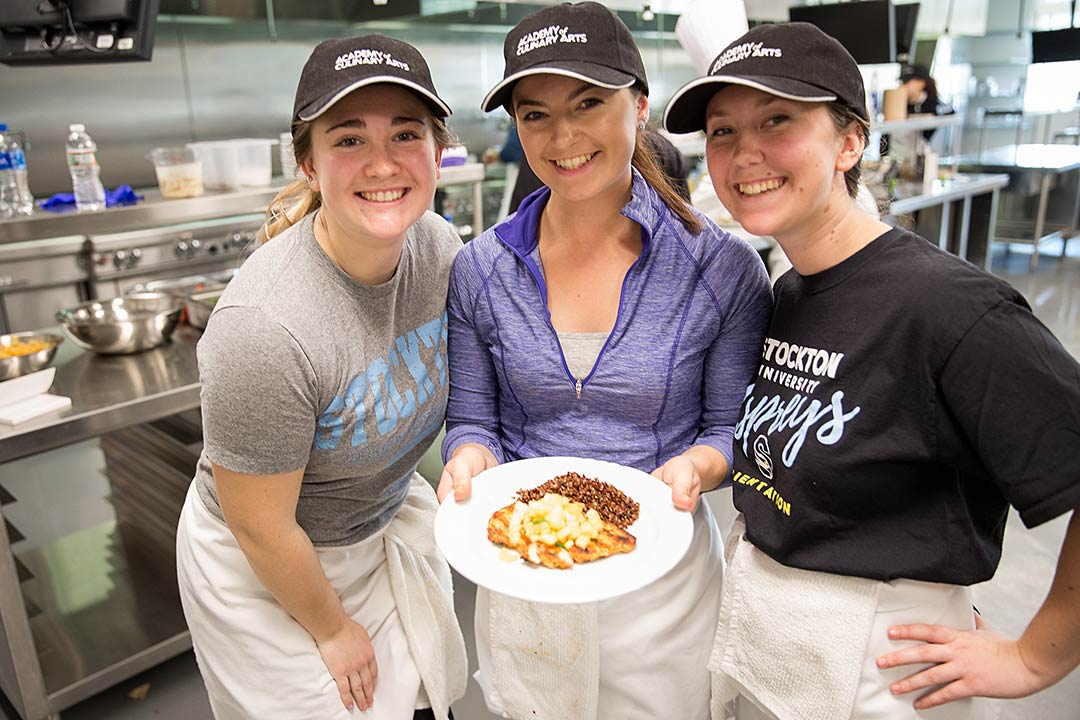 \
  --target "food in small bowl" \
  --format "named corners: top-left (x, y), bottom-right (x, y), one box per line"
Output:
top-left (0, 332), bottom-right (63, 382)
top-left (56, 293), bottom-right (184, 355)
